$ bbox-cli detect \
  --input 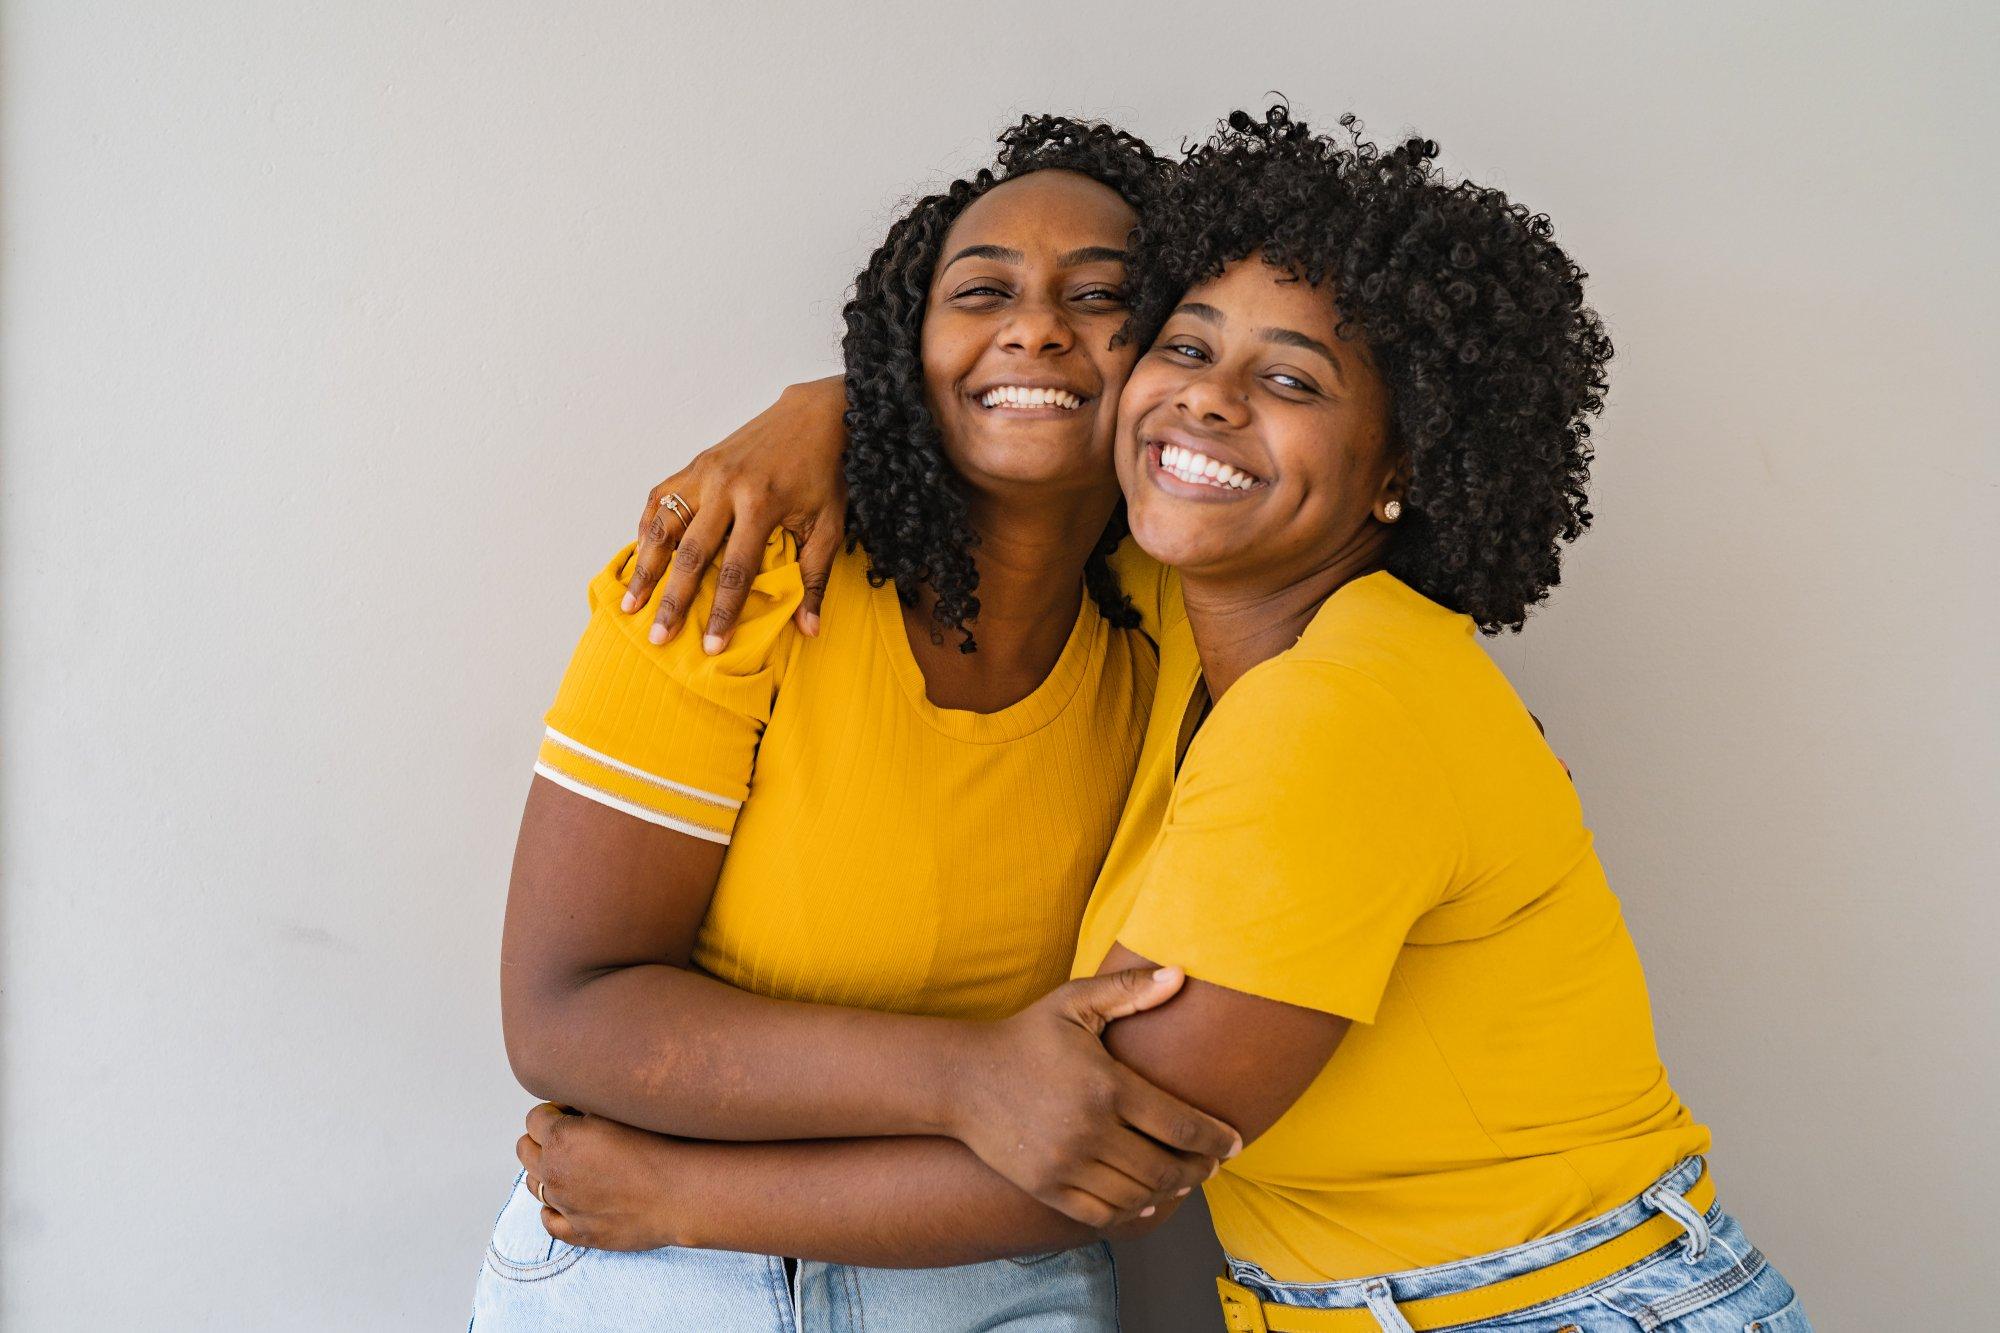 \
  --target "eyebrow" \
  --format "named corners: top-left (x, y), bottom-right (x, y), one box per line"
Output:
top-left (941, 243), bottom-right (1128, 272)
top-left (1169, 301), bottom-right (1344, 381)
